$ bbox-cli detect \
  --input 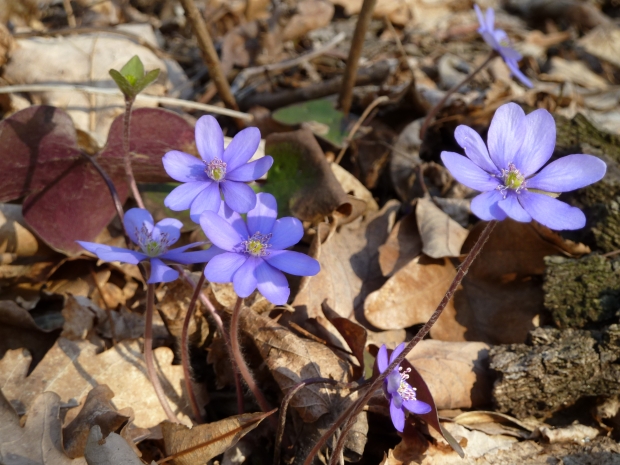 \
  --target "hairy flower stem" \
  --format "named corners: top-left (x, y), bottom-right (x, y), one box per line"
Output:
top-left (123, 97), bottom-right (145, 209)
top-left (182, 271), bottom-right (206, 423)
top-left (419, 51), bottom-right (496, 140)
top-left (145, 283), bottom-right (179, 423)
top-left (305, 220), bottom-right (498, 464)
top-left (230, 297), bottom-right (273, 417)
